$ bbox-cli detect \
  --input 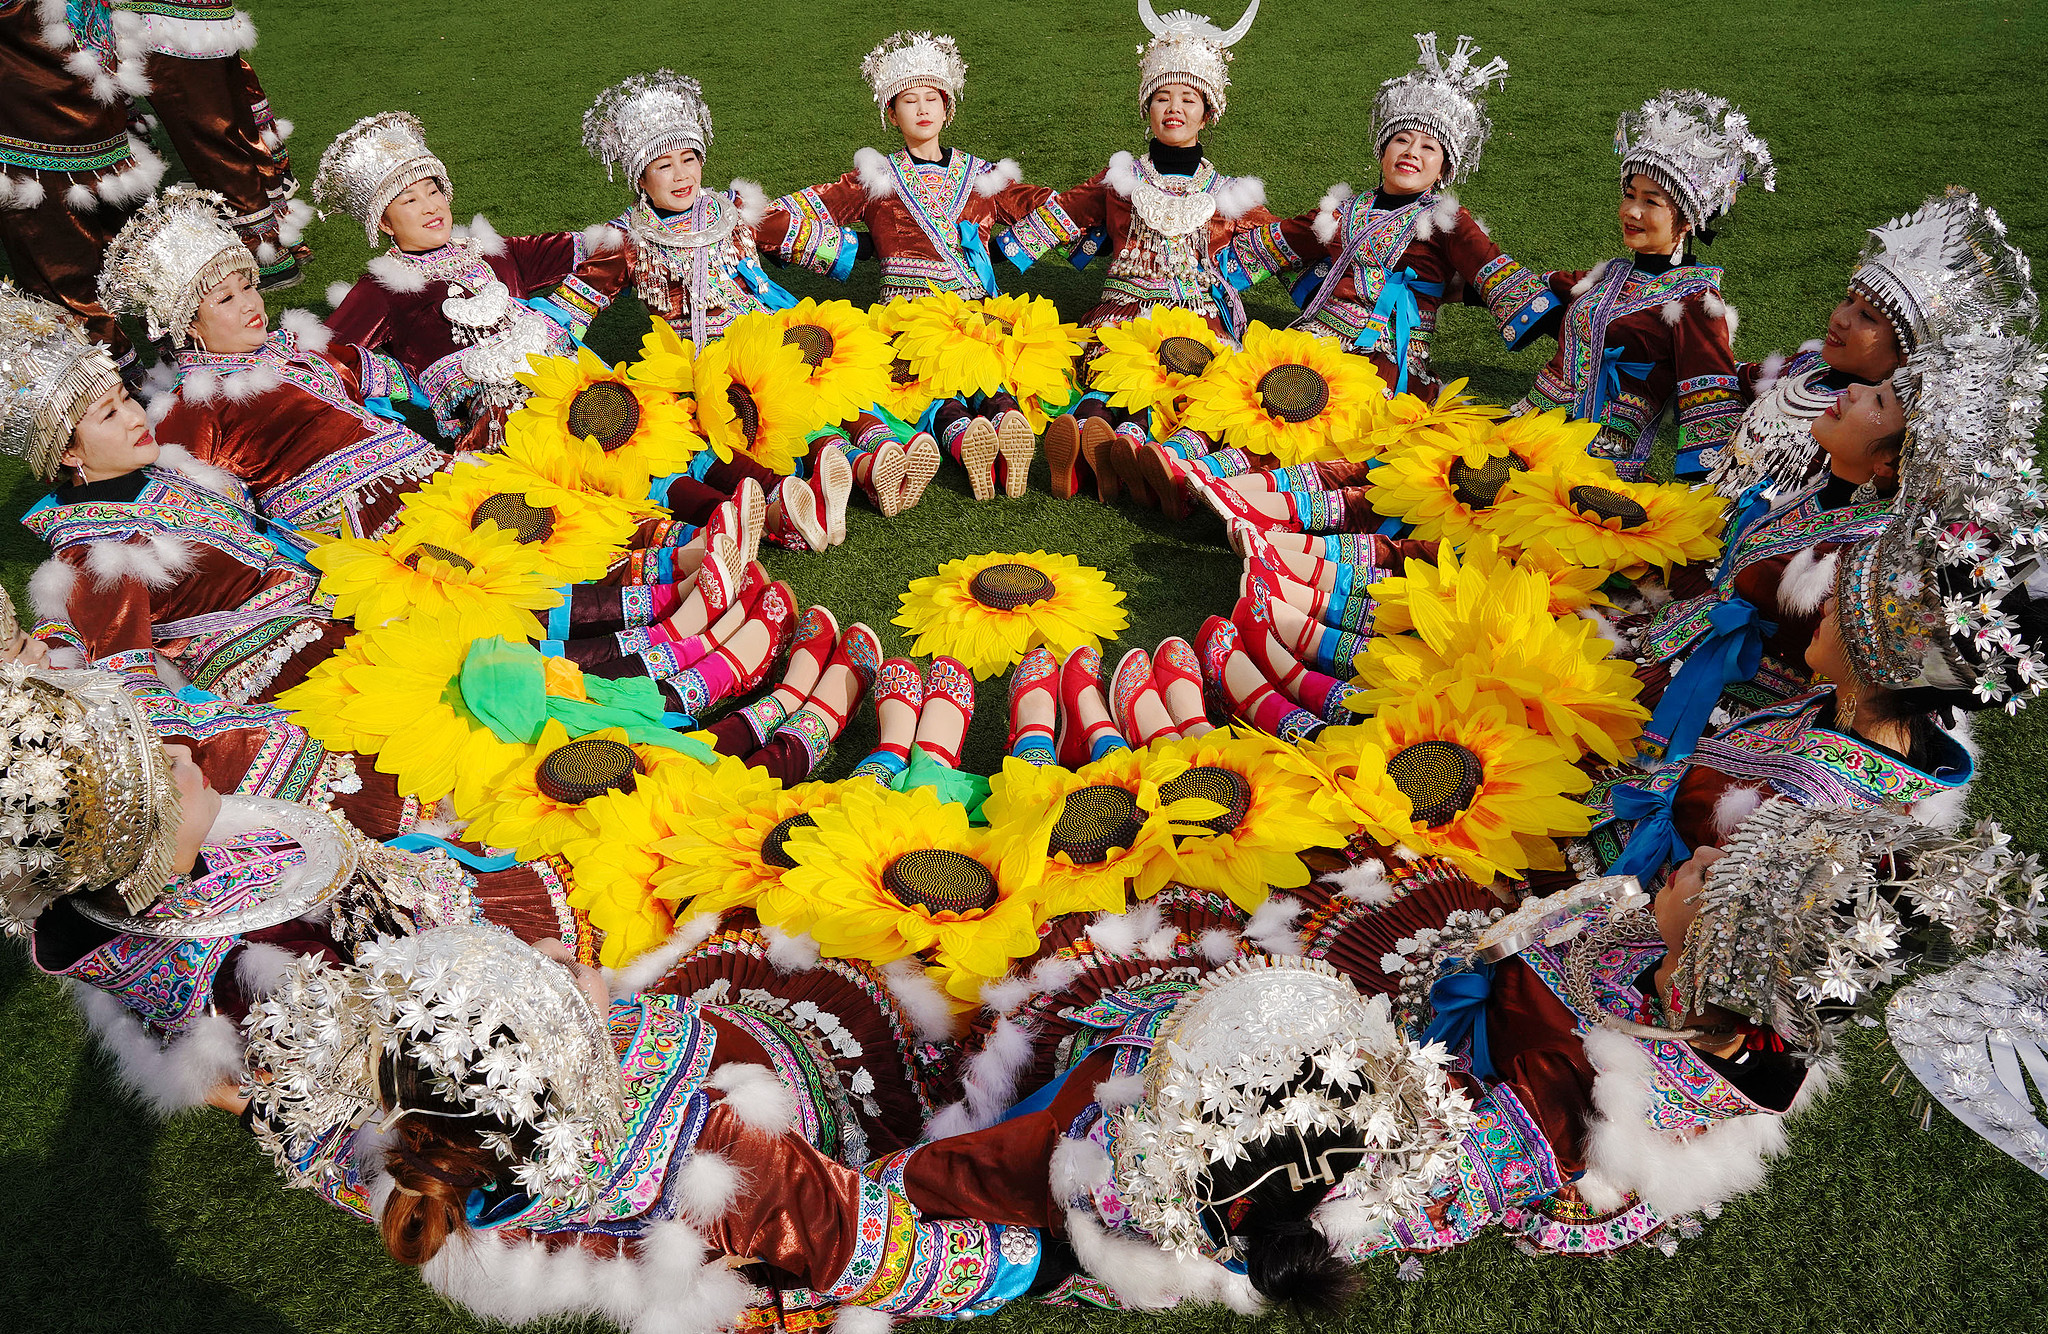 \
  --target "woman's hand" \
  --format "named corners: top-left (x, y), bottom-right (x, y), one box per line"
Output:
top-left (534, 936), bottom-right (611, 1015)
top-left (0, 632), bottom-right (49, 666)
